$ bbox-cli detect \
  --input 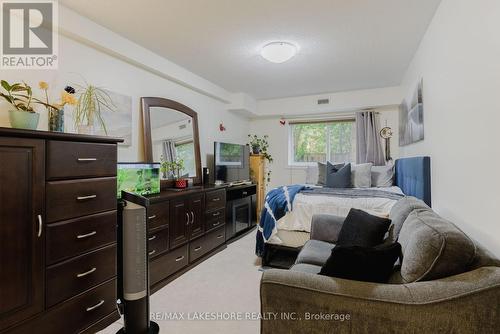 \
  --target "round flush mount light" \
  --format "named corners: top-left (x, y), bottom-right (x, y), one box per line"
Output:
top-left (260, 42), bottom-right (298, 63)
